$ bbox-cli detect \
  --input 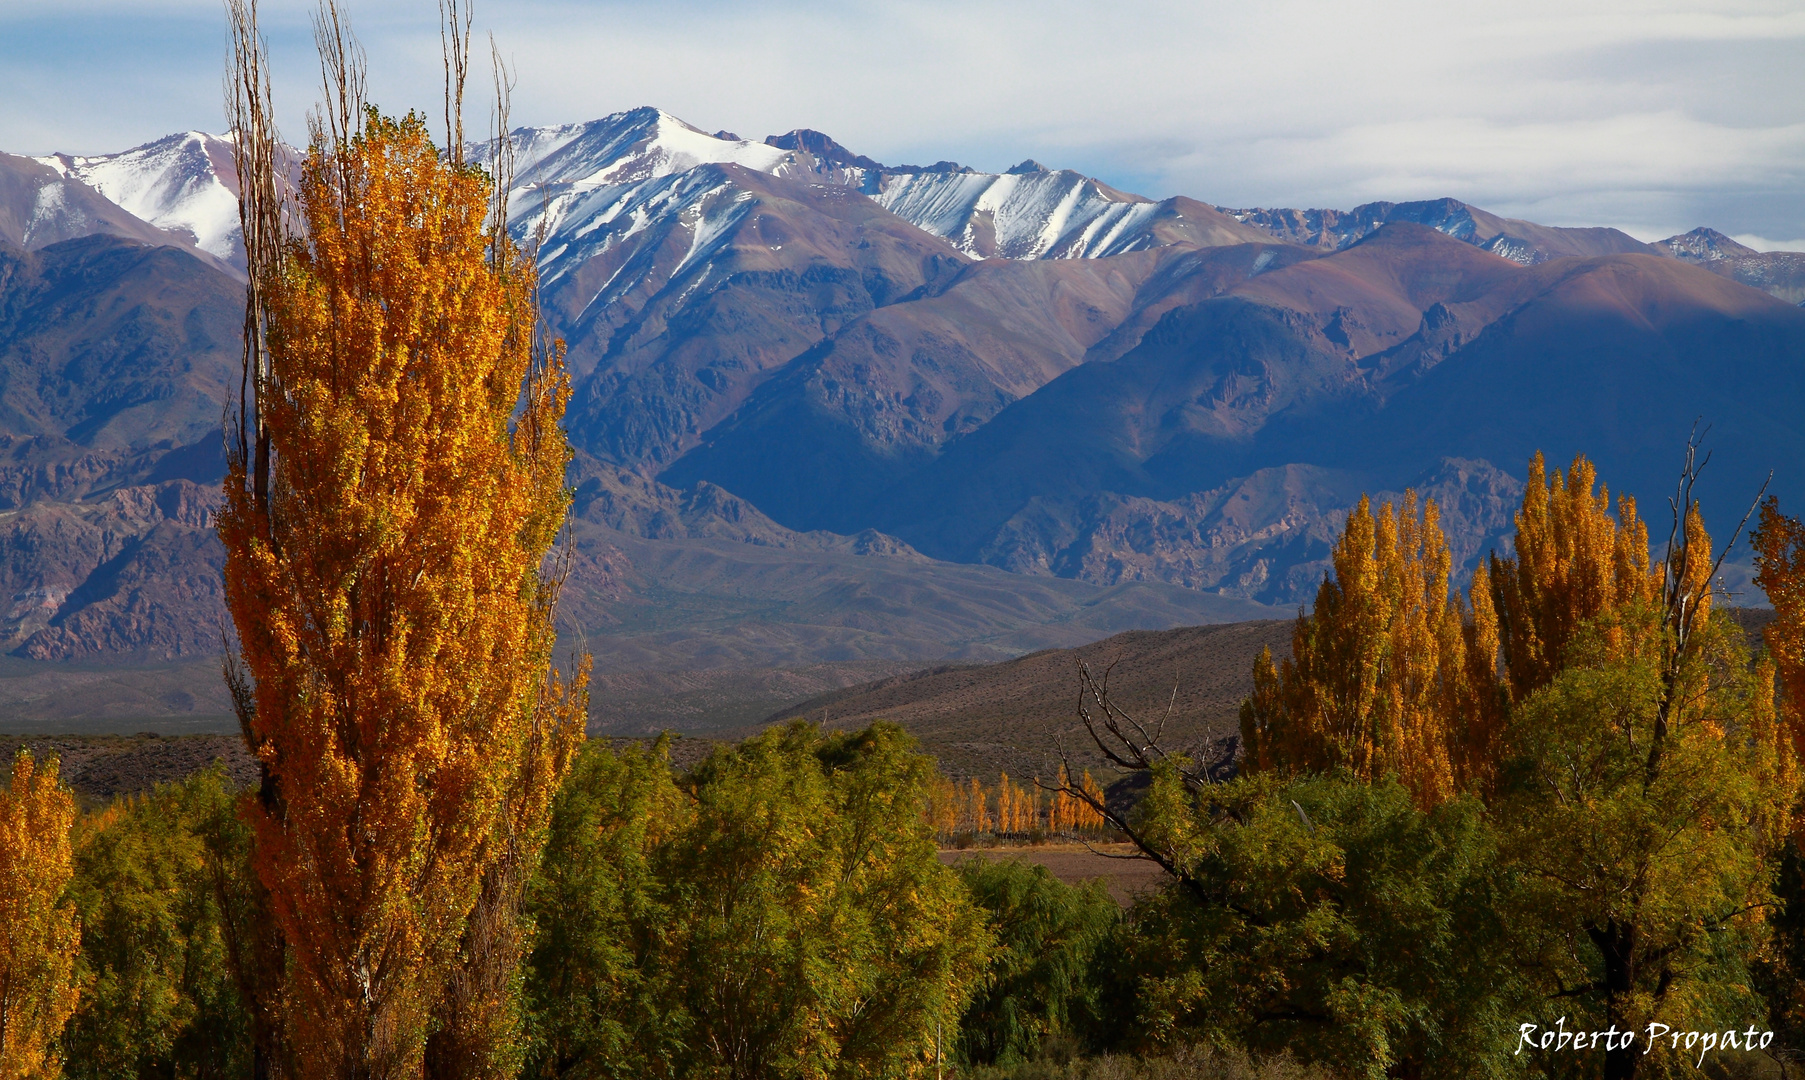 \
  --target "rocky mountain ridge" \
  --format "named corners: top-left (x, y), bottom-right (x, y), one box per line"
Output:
top-left (1, 109), bottom-right (1801, 676)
